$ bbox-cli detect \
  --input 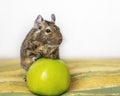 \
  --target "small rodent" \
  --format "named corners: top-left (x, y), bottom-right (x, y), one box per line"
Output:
top-left (20, 14), bottom-right (62, 71)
